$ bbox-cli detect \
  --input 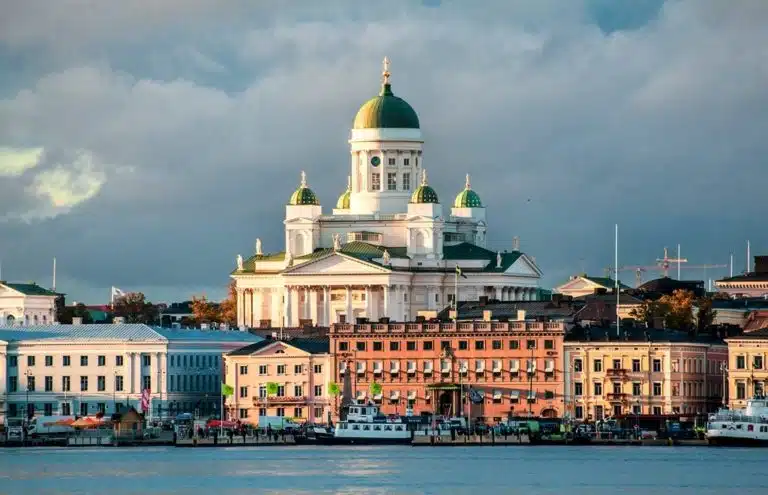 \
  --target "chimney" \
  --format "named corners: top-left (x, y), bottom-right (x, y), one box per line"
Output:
top-left (483, 310), bottom-right (493, 322)
top-left (516, 309), bottom-right (526, 321)
top-left (72, 317), bottom-right (83, 325)
top-left (479, 296), bottom-right (489, 306)
top-left (512, 236), bottom-right (520, 251)
top-left (755, 256), bottom-right (768, 275)
top-left (113, 316), bottom-right (125, 324)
